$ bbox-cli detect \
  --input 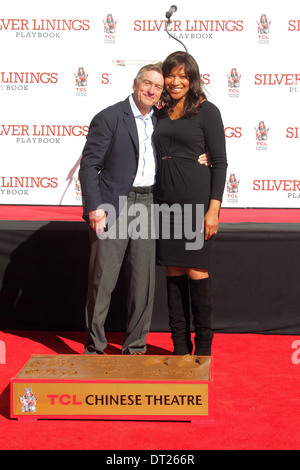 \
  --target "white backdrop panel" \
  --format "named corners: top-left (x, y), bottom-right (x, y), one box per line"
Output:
top-left (0, 0), bottom-right (299, 207)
